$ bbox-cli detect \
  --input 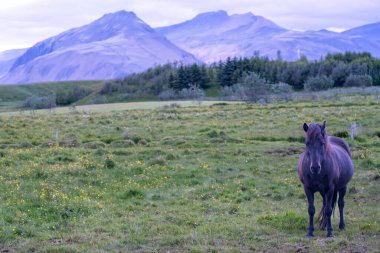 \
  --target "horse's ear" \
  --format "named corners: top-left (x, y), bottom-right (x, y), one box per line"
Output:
top-left (321, 121), bottom-right (326, 136)
top-left (303, 123), bottom-right (308, 132)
